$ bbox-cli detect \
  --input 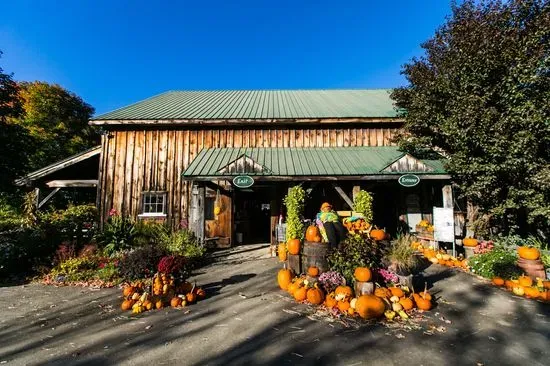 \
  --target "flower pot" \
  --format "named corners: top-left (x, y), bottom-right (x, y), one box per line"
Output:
top-left (396, 274), bottom-right (413, 288)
